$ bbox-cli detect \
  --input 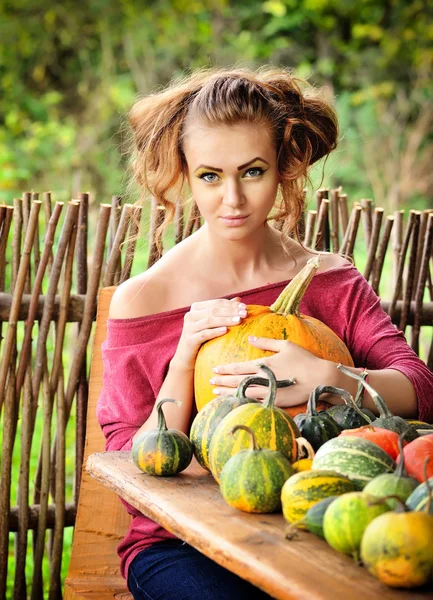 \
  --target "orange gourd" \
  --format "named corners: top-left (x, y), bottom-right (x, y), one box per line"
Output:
top-left (194, 256), bottom-right (354, 417)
